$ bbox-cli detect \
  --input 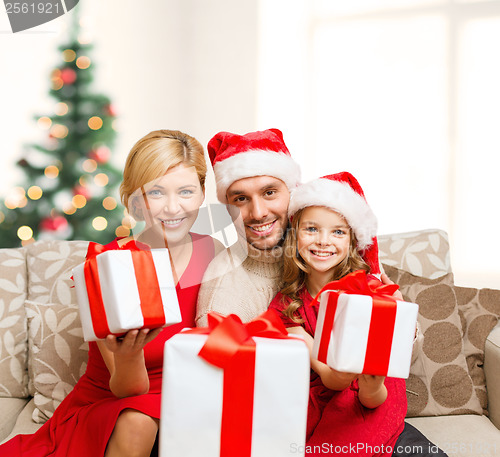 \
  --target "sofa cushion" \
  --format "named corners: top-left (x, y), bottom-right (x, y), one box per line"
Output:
top-left (26, 240), bottom-right (89, 304)
top-left (0, 397), bottom-right (29, 442)
top-left (378, 229), bottom-right (451, 279)
top-left (0, 247), bottom-right (29, 398)
top-left (26, 300), bottom-right (88, 423)
top-left (405, 415), bottom-right (500, 457)
top-left (485, 324), bottom-right (500, 429)
top-left (383, 264), bottom-right (483, 417)
top-left (0, 399), bottom-right (44, 444)
top-left (455, 286), bottom-right (500, 414)
top-left (26, 240), bottom-right (88, 397)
